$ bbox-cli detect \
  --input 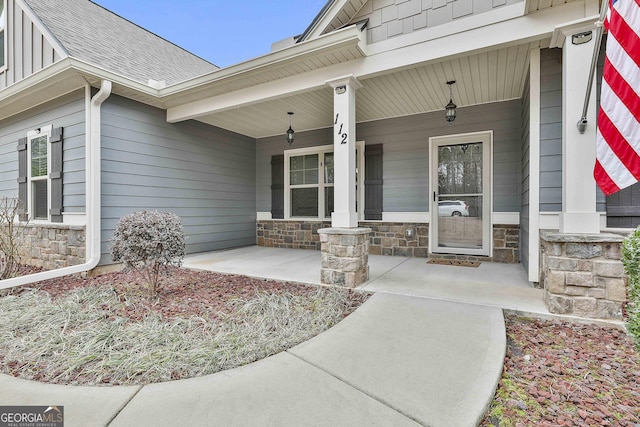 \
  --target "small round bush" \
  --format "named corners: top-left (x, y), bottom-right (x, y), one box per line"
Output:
top-left (111, 210), bottom-right (186, 296)
top-left (621, 227), bottom-right (640, 350)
